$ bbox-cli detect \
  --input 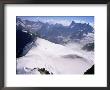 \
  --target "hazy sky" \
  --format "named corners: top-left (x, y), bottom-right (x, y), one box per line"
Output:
top-left (17, 16), bottom-right (94, 26)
